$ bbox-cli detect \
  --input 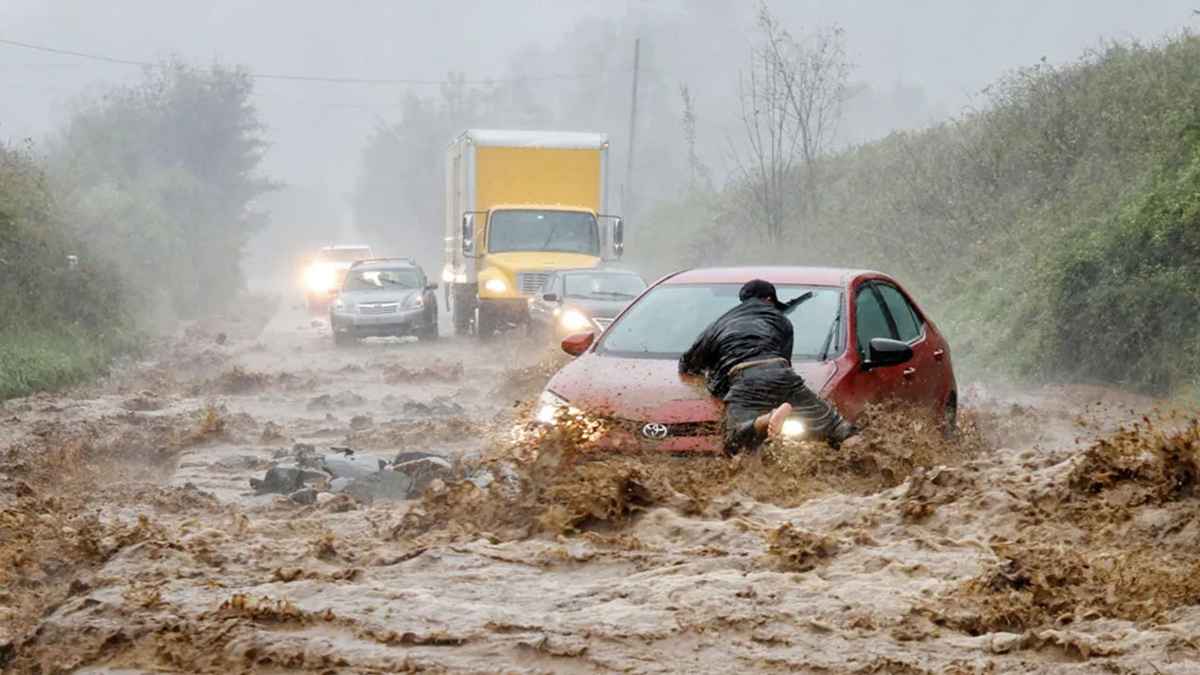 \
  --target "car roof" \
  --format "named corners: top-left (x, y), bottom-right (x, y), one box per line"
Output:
top-left (349, 257), bottom-right (420, 270)
top-left (663, 266), bottom-right (884, 287)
